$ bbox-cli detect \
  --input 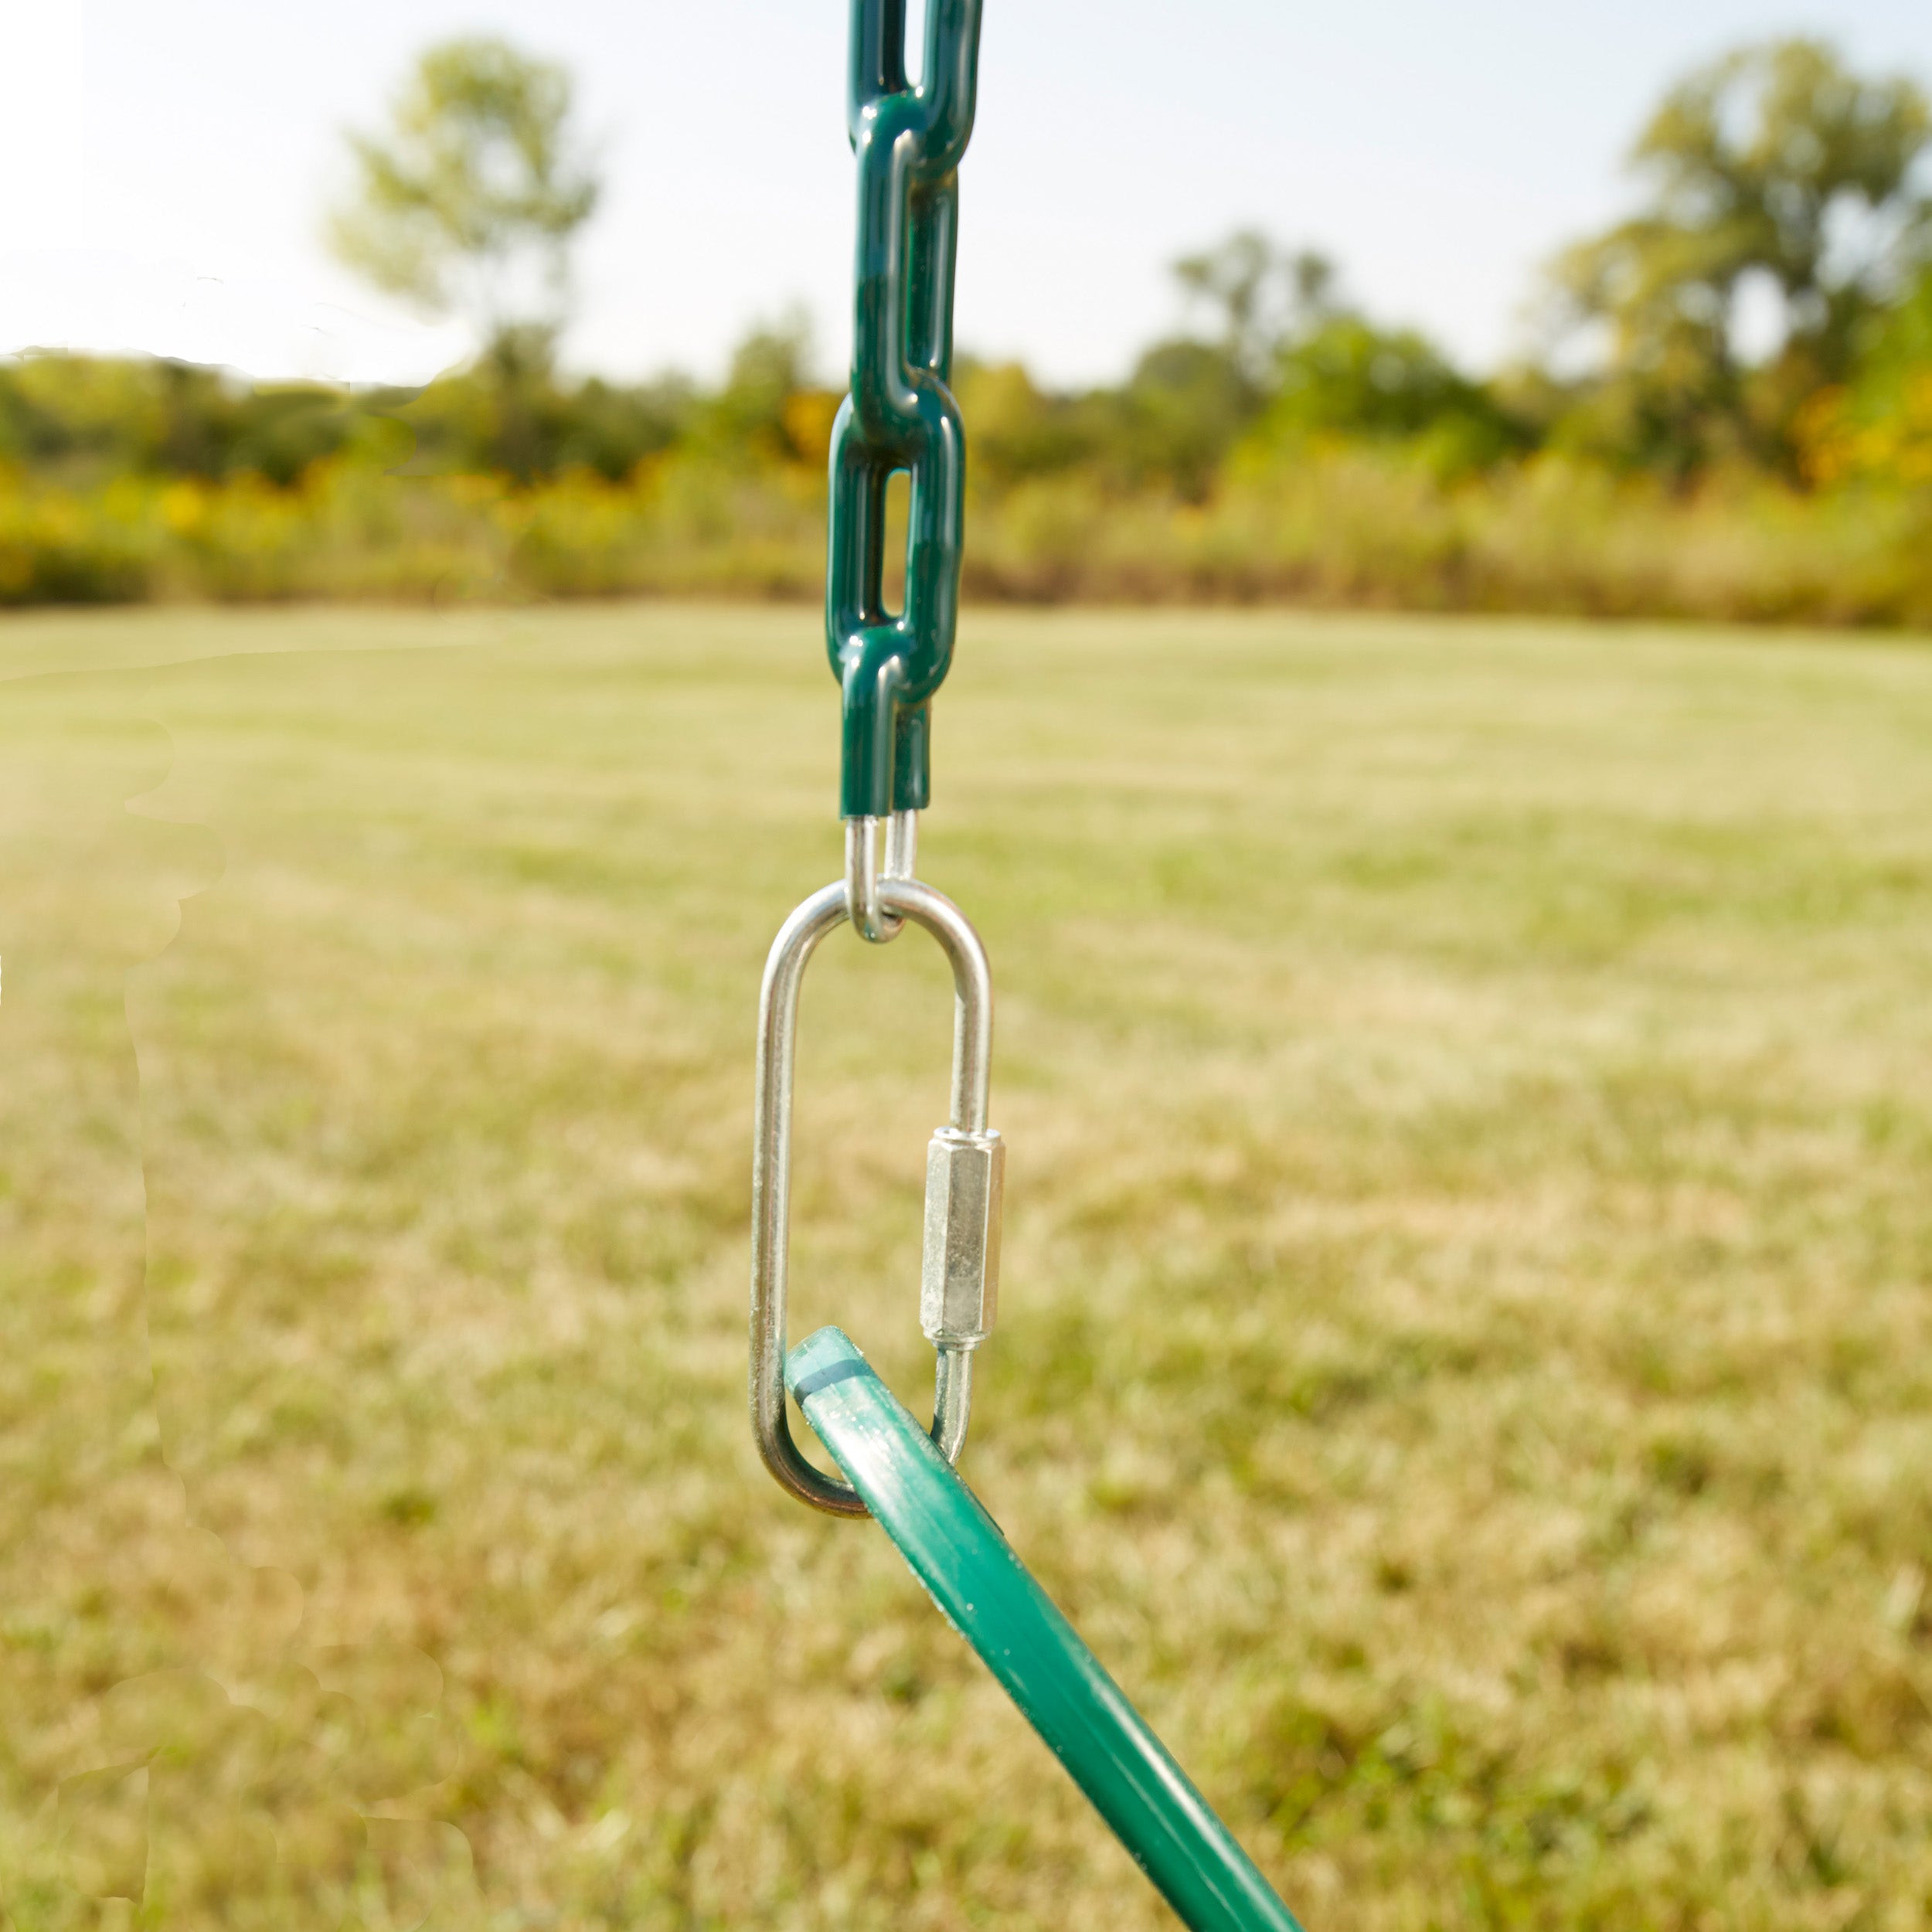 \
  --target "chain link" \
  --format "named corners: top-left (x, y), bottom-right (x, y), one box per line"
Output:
top-left (753, 0), bottom-right (1001, 1517)
top-left (825, 0), bottom-right (984, 822)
